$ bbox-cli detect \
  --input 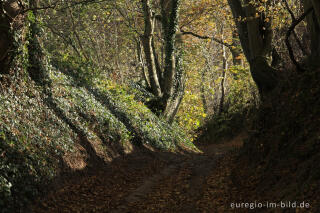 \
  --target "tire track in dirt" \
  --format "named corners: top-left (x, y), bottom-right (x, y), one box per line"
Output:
top-left (29, 134), bottom-right (245, 212)
top-left (110, 135), bottom-right (244, 212)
